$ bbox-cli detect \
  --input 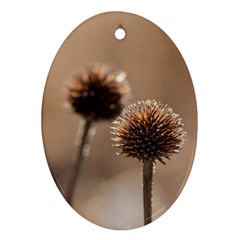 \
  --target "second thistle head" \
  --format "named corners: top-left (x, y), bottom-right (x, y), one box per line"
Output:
top-left (66, 64), bottom-right (131, 121)
top-left (111, 100), bottom-right (186, 164)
